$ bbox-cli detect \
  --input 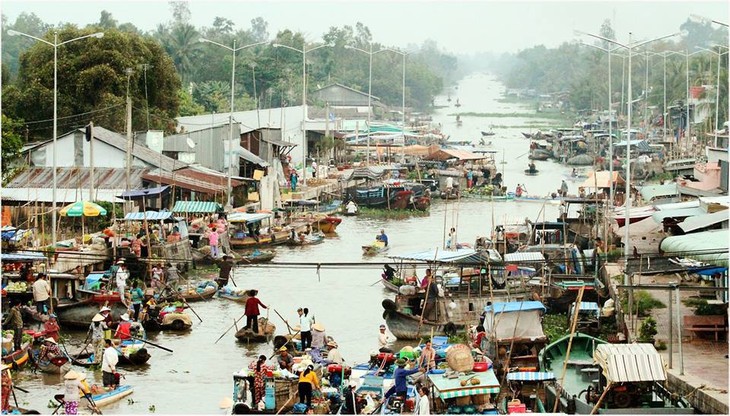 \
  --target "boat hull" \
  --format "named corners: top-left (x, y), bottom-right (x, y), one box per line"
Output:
top-left (83, 384), bottom-right (134, 408)
top-left (2, 343), bottom-right (31, 369)
top-left (36, 357), bottom-right (72, 374)
top-left (234, 318), bottom-right (275, 343)
top-left (56, 298), bottom-right (128, 329)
